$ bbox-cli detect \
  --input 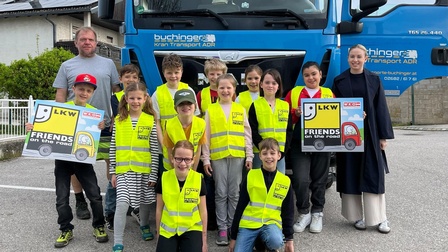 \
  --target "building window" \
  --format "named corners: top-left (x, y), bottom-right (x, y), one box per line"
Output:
top-left (72, 25), bottom-right (80, 40)
top-left (107, 36), bottom-right (113, 44)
